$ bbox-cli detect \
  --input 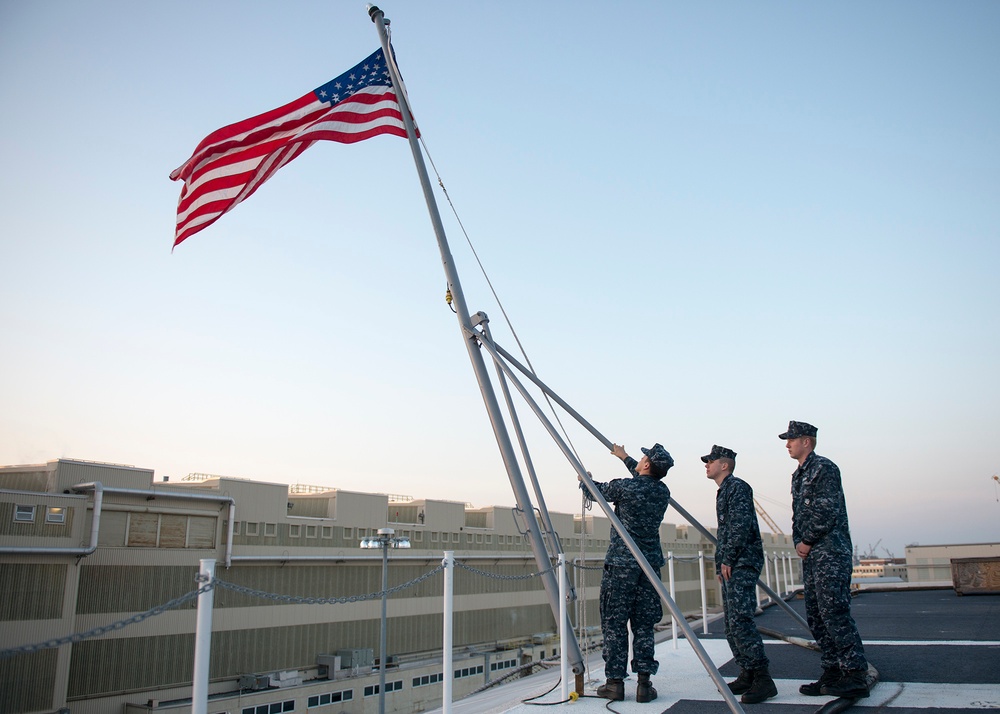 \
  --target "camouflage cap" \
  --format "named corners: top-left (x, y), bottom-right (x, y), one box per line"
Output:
top-left (700, 445), bottom-right (737, 463)
top-left (641, 443), bottom-right (674, 478)
top-left (778, 421), bottom-right (818, 439)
